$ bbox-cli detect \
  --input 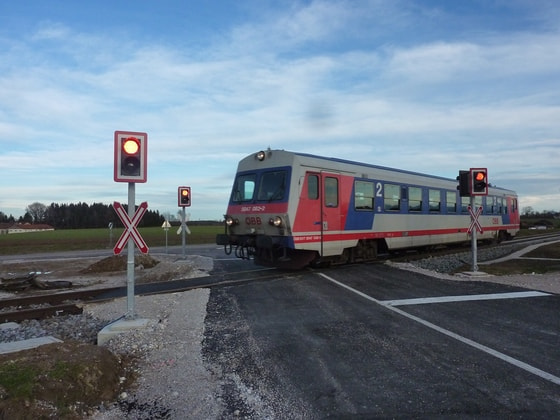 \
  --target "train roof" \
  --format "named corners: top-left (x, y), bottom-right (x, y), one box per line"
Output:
top-left (241, 149), bottom-right (517, 195)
